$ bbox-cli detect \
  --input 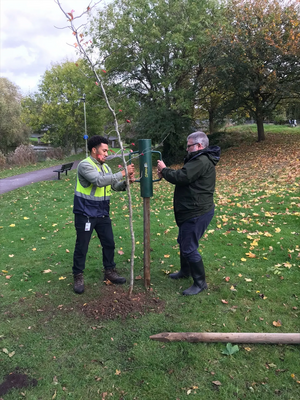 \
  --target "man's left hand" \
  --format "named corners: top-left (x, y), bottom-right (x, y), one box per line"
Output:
top-left (157, 160), bottom-right (166, 173)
